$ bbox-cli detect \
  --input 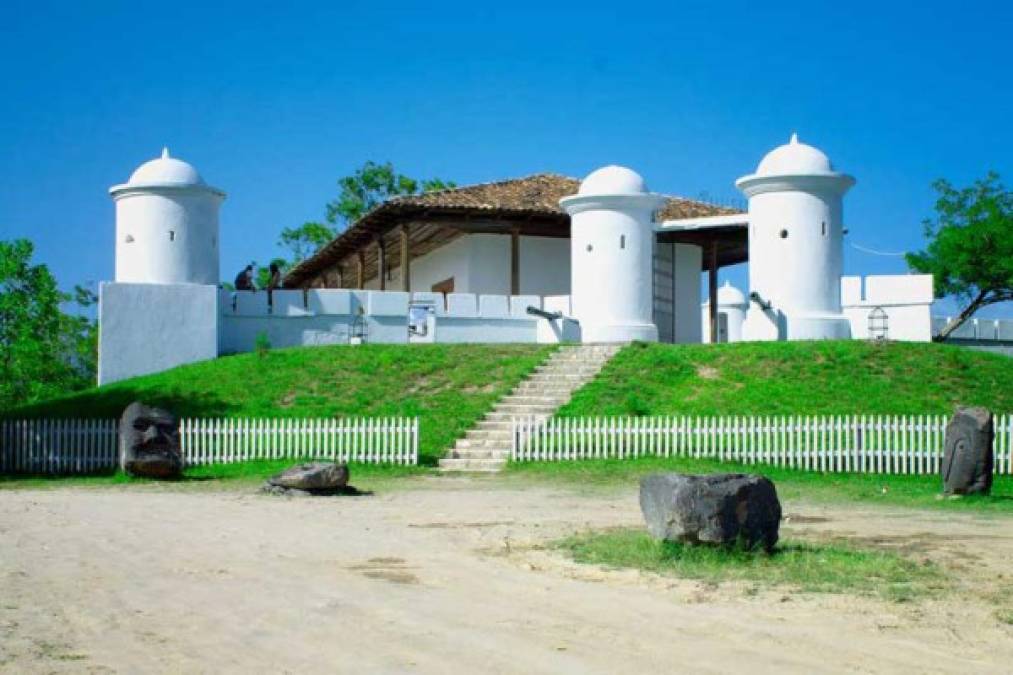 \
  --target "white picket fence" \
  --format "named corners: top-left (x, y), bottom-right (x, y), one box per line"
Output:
top-left (0, 417), bottom-right (418, 475)
top-left (512, 414), bottom-right (1013, 475)
top-left (178, 417), bottom-right (418, 466)
top-left (0, 419), bottom-right (119, 474)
